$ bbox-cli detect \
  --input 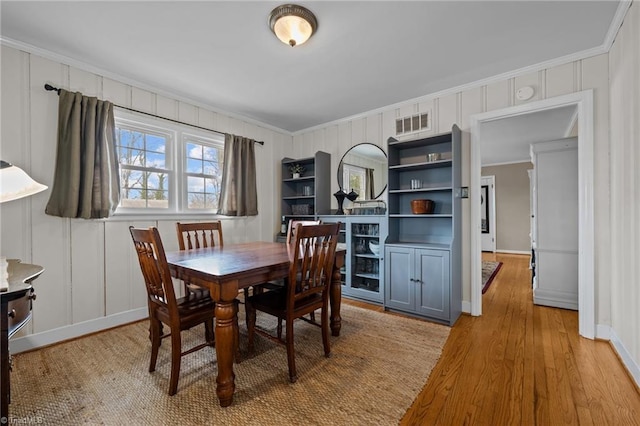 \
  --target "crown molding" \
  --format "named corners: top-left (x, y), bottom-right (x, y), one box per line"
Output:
top-left (294, 1), bottom-right (632, 136)
top-left (0, 36), bottom-right (293, 136)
